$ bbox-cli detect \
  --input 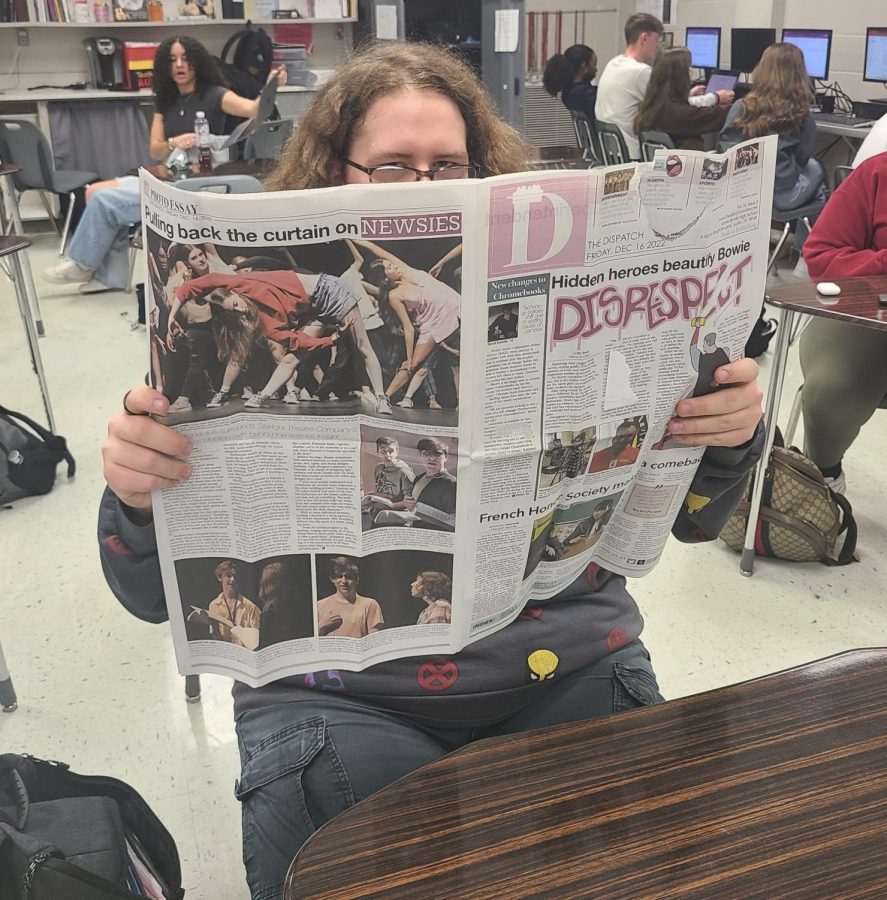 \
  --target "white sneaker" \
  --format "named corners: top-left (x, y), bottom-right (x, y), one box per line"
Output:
top-left (78, 279), bottom-right (111, 294)
top-left (206, 390), bottom-right (230, 409)
top-left (396, 397), bottom-right (414, 409)
top-left (377, 395), bottom-right (393, 415)
top-left (824, 471), bottom-right (847, 495)
top-left (244, 393), bottom-right (268, 409)
top-left (428, 396), bottom-right (442, 410)
top-left (328, 392), bottom-right (339, 401)
top-left (168, 396), bottom-right (192, 413)
top-left (42, 258), bottom-right (93, 284)
top-left (297, 388), bottom-right (314, 401)
top-left (241, 386), bottom-right (254, 400)
top-left (283, 391), bottom-right (300, 404)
